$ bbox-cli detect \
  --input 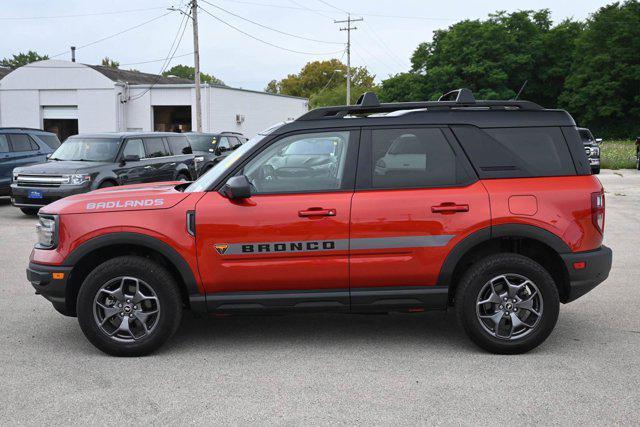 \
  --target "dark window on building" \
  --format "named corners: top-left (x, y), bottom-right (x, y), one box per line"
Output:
top-left (38, 134), bottom-right (61, 149)
top-left (9, 134), bottom-right (38, 152)
top-left (143, 138), bottom-right (170, 158)
top-left (166, 136), bottom-right (191, 155)
top-left (452, 126), bottom-right (576, 178)
top-left (0, 135), bottom-right (9, 153)
top-left (371, 128), bottom-right (470, 188)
